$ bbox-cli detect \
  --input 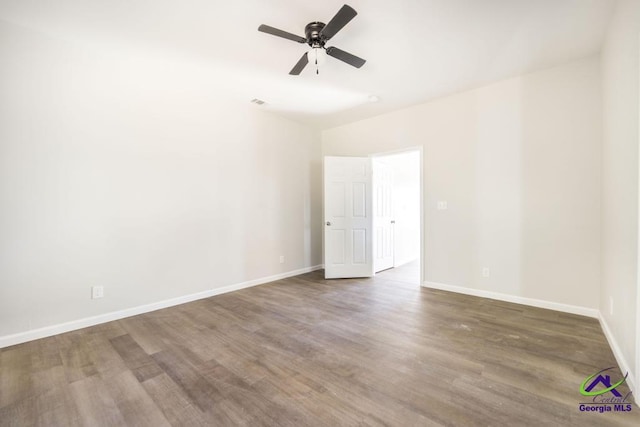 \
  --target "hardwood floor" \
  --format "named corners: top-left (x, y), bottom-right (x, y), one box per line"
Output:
top-left (1, 263), bottom-right (638, 426)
